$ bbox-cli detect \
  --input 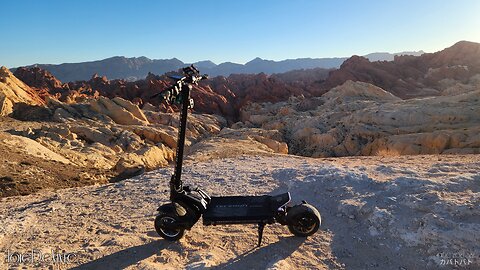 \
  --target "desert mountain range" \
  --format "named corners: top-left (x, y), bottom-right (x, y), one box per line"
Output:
top-left (13, 50), bottom-right (424, 82)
